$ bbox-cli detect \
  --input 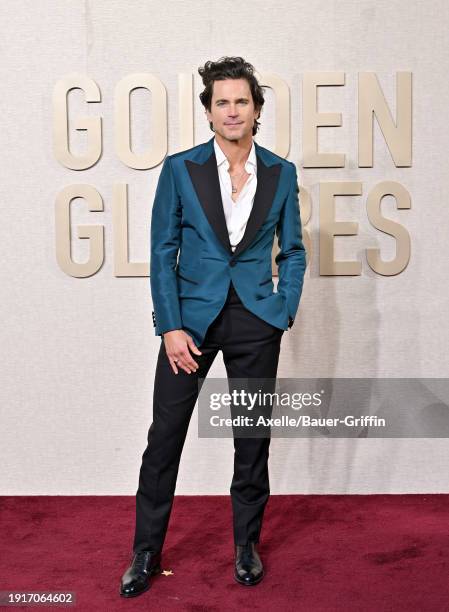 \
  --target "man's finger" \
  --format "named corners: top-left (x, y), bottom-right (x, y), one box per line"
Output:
top-left (178, 351), bottom-right (197, 373)
top-left (181, 349), bottom-right (199, 372)
top-left (168, 357), bottom-right (179, 375)
top-left (186, 336), bottom-right (202, 355)
top-left (170, 352), bottom-right (194, 374)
